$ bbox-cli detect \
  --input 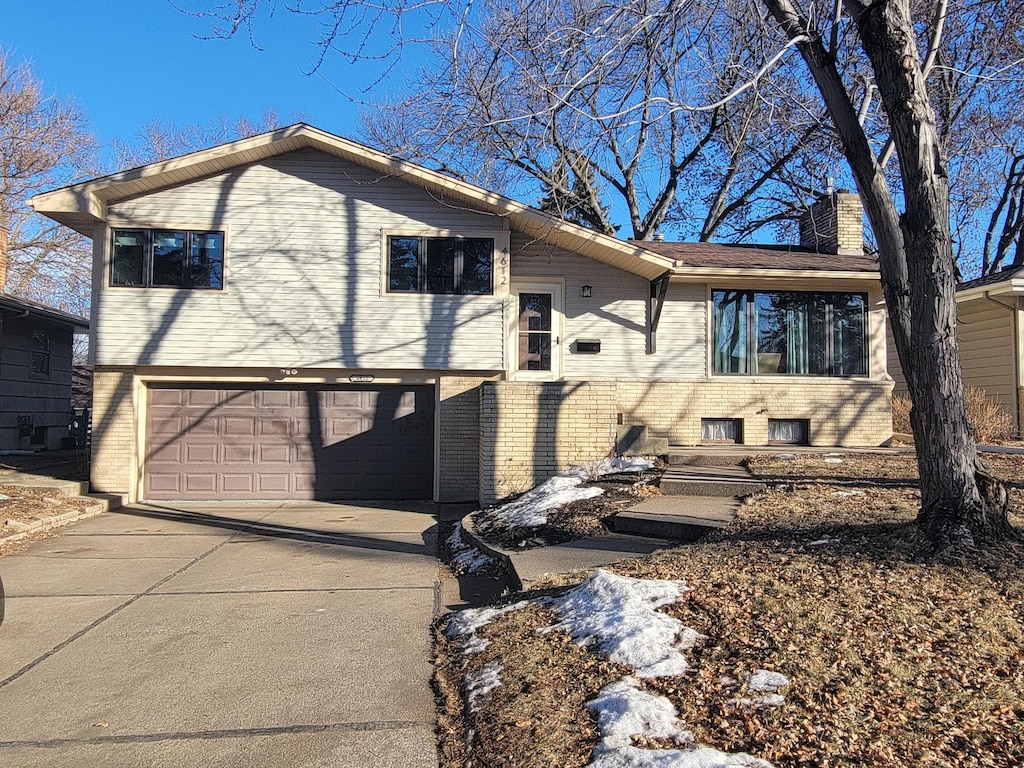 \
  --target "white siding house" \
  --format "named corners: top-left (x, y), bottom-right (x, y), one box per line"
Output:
top-left (32, 124), bottom-right (892, 505)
